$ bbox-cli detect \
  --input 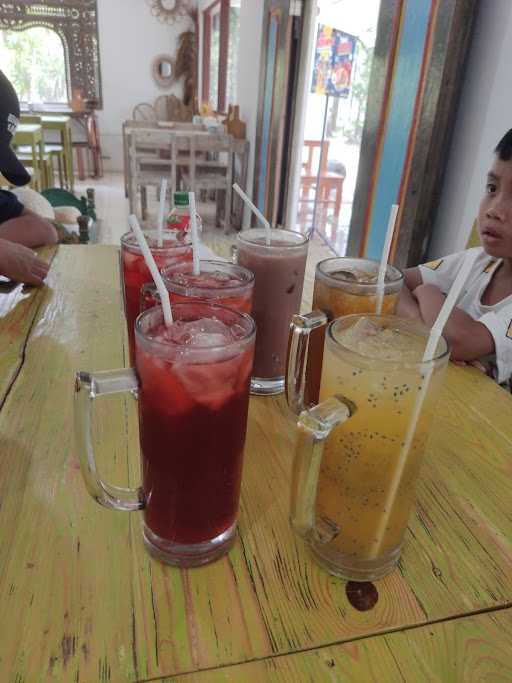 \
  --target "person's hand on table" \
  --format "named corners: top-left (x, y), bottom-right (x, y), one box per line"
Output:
top-left (452, 358), bottom-right (493, 376)
top-left (0, 238), bottom-right (49, 286)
